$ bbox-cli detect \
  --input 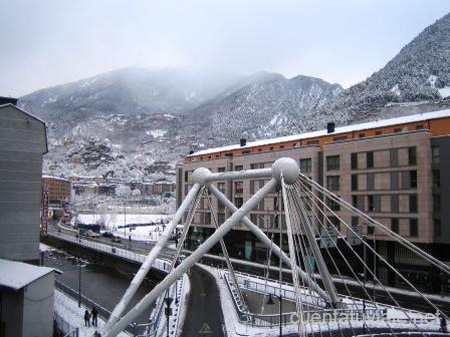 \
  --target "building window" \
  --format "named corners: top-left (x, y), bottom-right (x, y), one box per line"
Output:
top-left (391, 218), bottom-right (399, 234)
top-left (390, 149), bottom-right (399, 167)
top-left (433, 194), bottom-right (441, 213)
top-left (434, 219), bottom-right (441, 237)
top-left (217, 213), bottom-right (225, 224)
top-left (234, 197), bottom-right (243, 208)
top-left (184, 171), bottom-right (189, 182)
top-left (408, 147), bottom-right (417, 166)
top-left (433, 170), bottom-right (440, 188)
top-left (218, 201), bottom-right (225, 211)
top-left (390, 172), bottom-right (399, 190)
top-left (366, 151), bottom-right (374, 169)
top-left (410, 219), bottom-right (418, 237)
top-left (368, 224), bottom-right (375, 235)
top-left (326, 176), bottom-right (340, 191)
top-left (368, 195), bottom-right (374, 212)
top-left (351, 174), bottom-right (358, 191)
top-left (218, 182), bottom-right (225, 194)
top-left (416, 124), bottom-right (424, 130)
top-left (328, 216), bottom-right (341, 231)
top-left (391, 194), bottom-right (399, 213)
top-left (367, 195), bottom-right (381, 212)
top-left (367, 173), bottom-right (375, 191)
top-left (351, 153), bottom-right (358, 170)
top-left (432, 146), bottom-right (440, 165)
top-left (218, 167), bottom-right (226, 172)
top-left (367, 195), bottom-right (380, 212)
top-left (375, 131), bottom-right (382, 135)
top-left (250, 214), bottom-right (258, 226)
top-left (359, 133), bottom-right (365, 138)
top-left (250, 163), bottom-right (265, 169)
top-left (409, 194), bottom-right (418, 213)
top-left (249, 180), bottom-right (255, 194)
top-left (351, 216), bottom-right (359, 229)
top-left (234, 181), bottom-right (243, 194)
top-left (234, 165), bottom-right (243, 171)
top-left (410, 170), bottom-right (417, 188)
top-left (327, 198), bottom-right (340, 211)
top-left (202, 212), bottom-right (211, 225)
top-left (326, 155), bottom-right (340, 171)
top-left (394, 128), bottom-right (402, 133)
top-left (300, 158), bottom-right (312, 173)
top-left (401, 171), bottom-right (417, 189)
